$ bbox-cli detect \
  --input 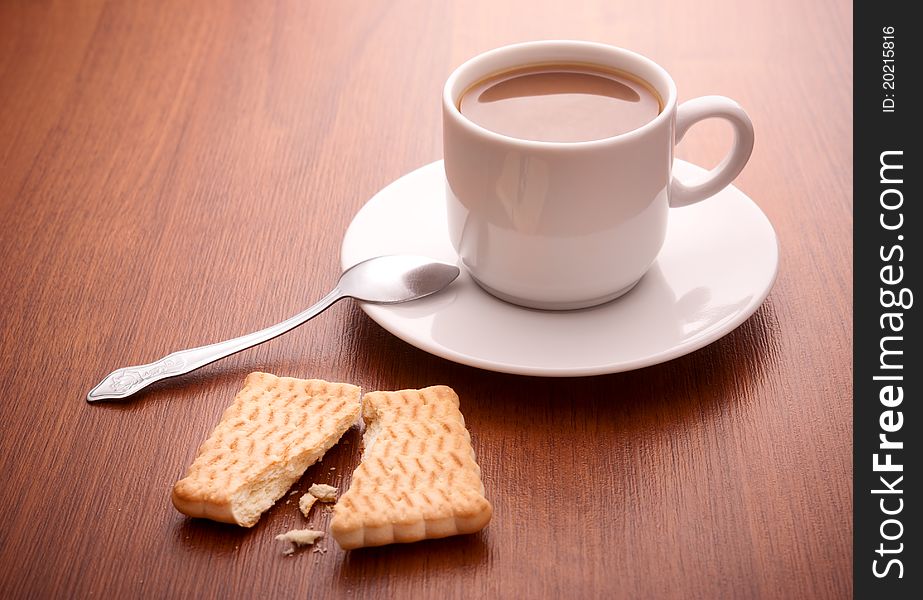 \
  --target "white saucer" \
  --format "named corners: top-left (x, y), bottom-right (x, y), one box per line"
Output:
top-left (341, 160), bottom-right (778, 377)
